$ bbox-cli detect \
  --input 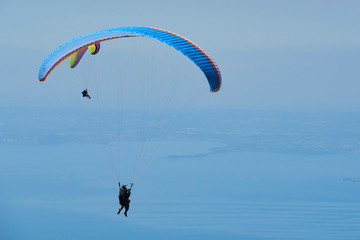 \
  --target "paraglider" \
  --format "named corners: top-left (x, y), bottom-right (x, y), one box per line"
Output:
top-left (117, 182), bottom-right (133, 217)
top-left (38, 26), bottom-right (222, 216)
top-left (81, 89), bottom-right (91, 99)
